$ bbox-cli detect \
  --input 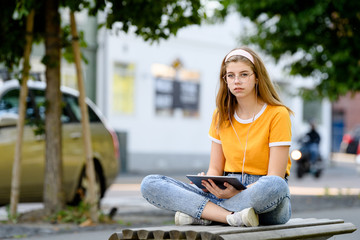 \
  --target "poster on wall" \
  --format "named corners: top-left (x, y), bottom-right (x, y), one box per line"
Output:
top-left (152, 63), bottom-right (200, 117)
top-left (113, 62), bottom-right (135, 115)
top-left (155, 77), bottom-right (175, 116)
